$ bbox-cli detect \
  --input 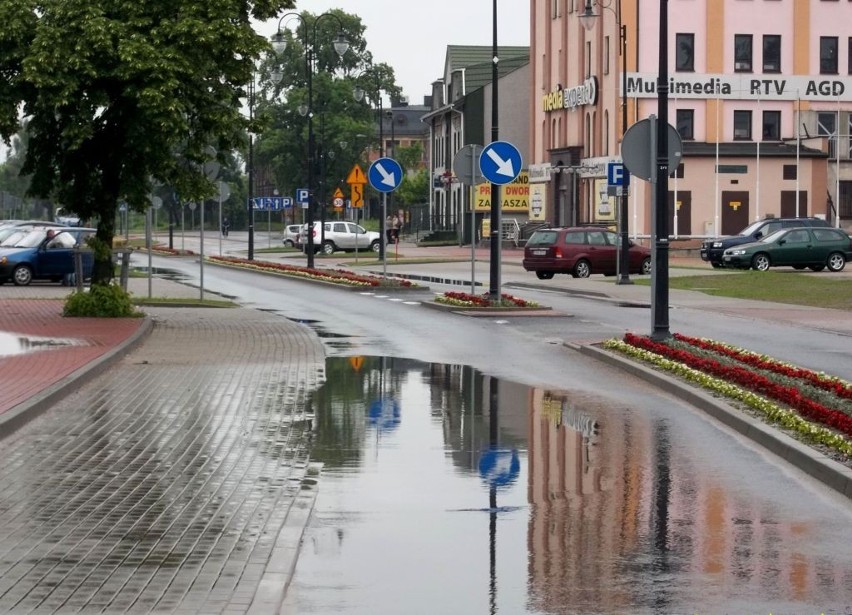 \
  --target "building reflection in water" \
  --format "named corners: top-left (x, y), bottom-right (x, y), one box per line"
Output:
top-left (307, 358), bottom-right (851, 613)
